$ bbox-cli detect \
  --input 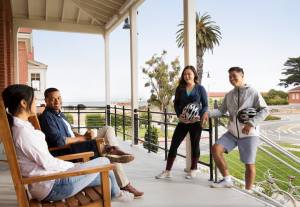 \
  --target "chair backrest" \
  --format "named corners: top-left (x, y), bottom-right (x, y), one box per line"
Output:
top-left (28, 115), bottom-right (41, 130)
top-left (0, 98), bottom-right (30, 207)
